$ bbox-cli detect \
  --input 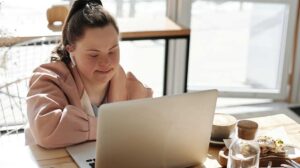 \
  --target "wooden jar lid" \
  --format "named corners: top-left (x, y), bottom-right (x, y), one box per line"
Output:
top-left (237, 120), bottom-right (258, 140)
